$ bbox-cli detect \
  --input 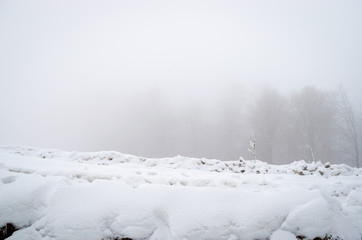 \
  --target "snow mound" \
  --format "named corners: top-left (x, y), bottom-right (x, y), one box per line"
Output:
top-left (270, 229), bottom-right (296, 240)
top-left (1, 146), bottom-right (362, 240)
top-left (1, 146), bottom-right (360, 177)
